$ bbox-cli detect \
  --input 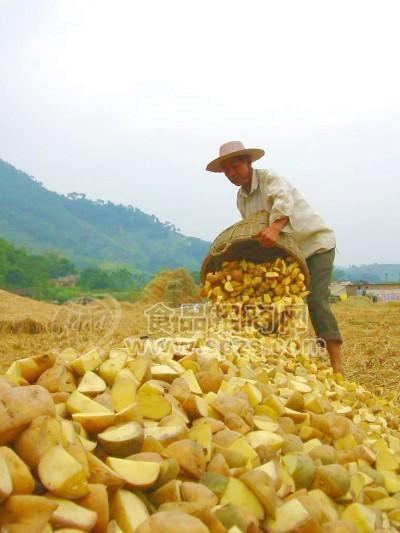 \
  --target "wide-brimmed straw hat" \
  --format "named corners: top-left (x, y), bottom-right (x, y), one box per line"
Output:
top-left (206, 141), bottom-right (265, 173)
